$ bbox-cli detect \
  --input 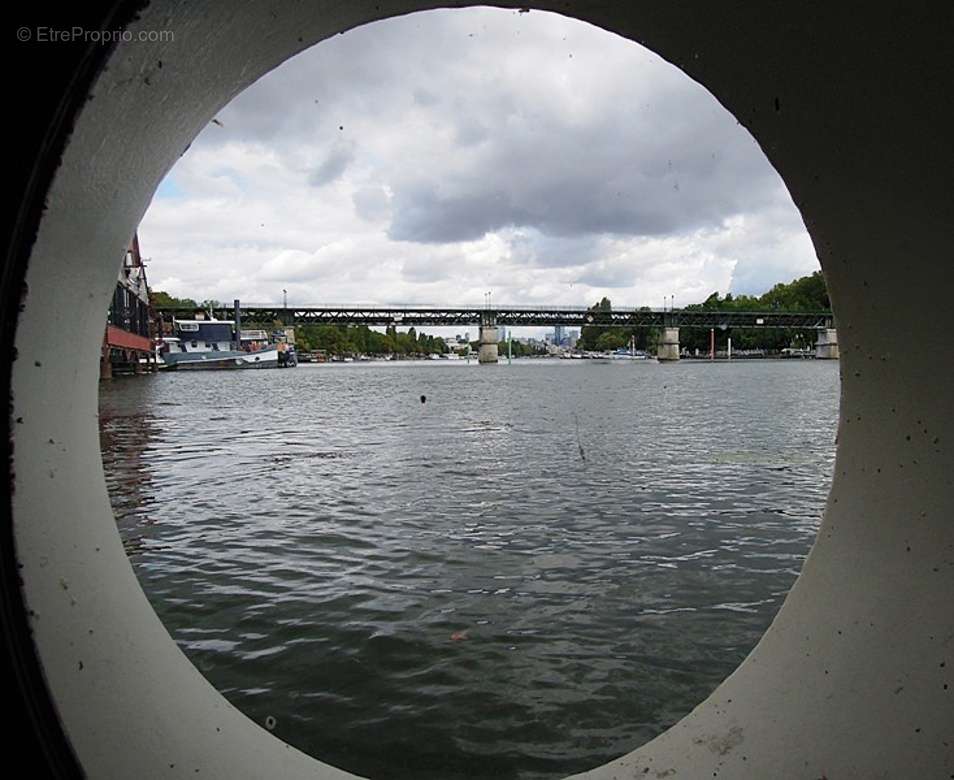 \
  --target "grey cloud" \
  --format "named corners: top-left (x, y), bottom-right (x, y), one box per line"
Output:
top-left (392, 98), bottom-right (779, 242)
top-left (454, 120), bottom-right (489, 147)
top-left (194, 8), bottom-right (786, 246)
top-left (413, 88), bottom-right (440, 107)
top-left (352, 185), bottom-right (391, 221)
top-left (309, 142), bottom-right (354, 186)
top-left (388, 183), bottom-right (517, 243)
top-left (575, 261), bottom-right (642, 289)
top-left (507, 230), bottom-right (604, 269)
